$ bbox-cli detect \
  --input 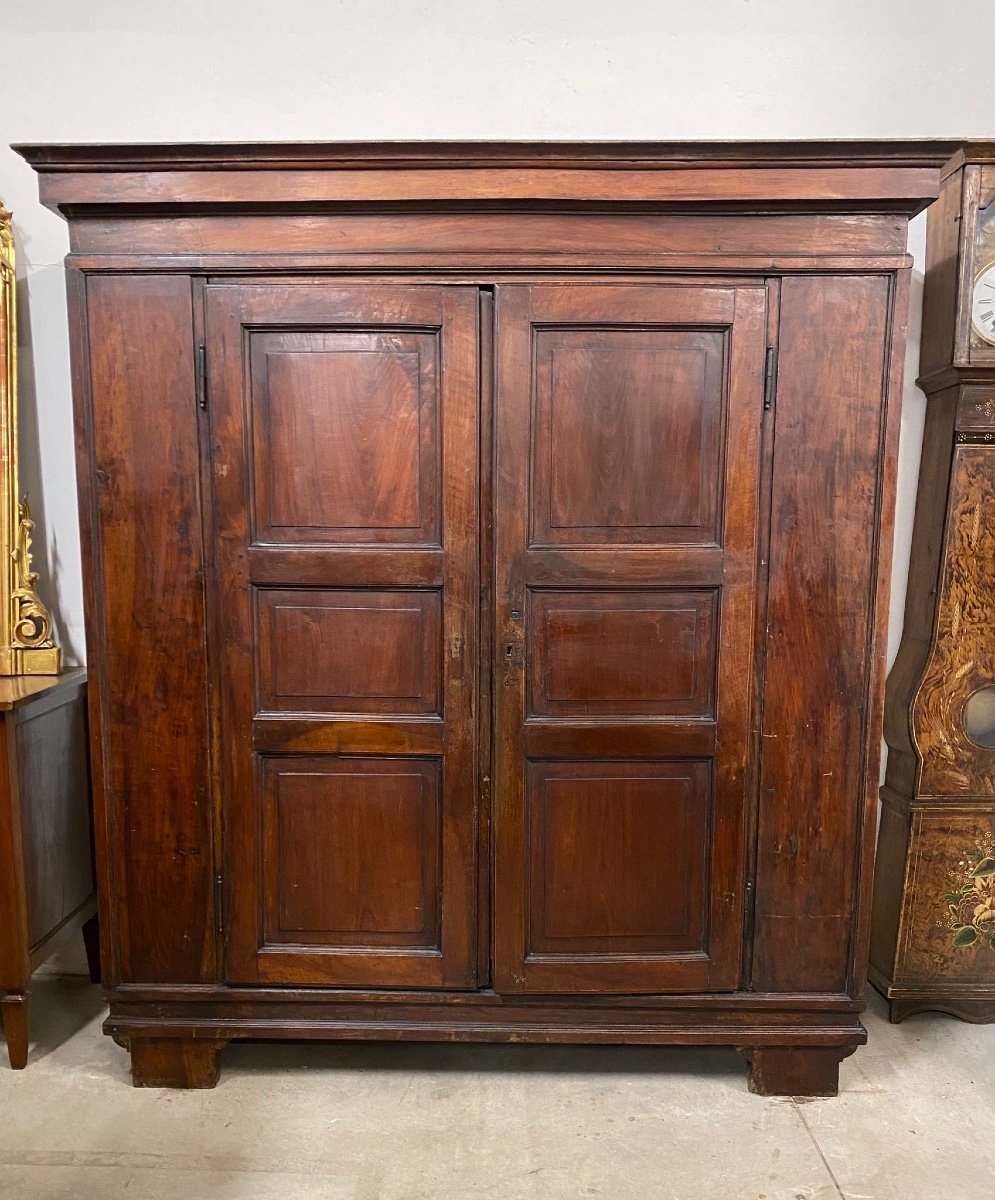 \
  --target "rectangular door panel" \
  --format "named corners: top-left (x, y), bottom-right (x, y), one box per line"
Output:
top-left (208, 284), bottom-right (478, 989)
top-left (528, 589), bottom-right (717, 718)
top-left (263, 757), bottom-right (440, 950)
top-left (493, 283), bottom-right (767, 994)
top-left (526, 760), bottom-right (710, 989)
top-left (250, 328), bottom-right (440, 544)
top-left (255, 588), bottom-right (442, 716)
